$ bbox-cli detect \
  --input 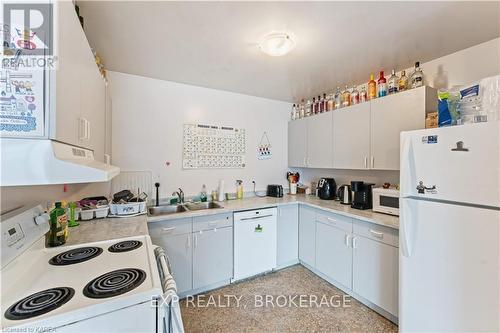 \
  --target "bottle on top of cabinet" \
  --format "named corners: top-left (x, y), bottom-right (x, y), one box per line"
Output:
top-left (312, 97), bottom-right (317, 114)
top-left (398, 70), bottom-right (408, 91)
top-left (360, 85), bottom-right (368, 103)
top-left (334, 87), bottom-right (342, 109)
top-left (377, 71), bottom-right (387, 97)
top-left (342, 85), bottom-right (351, 107)
top-left (350, 86), bottom-right (360, 105)
top-left (326, 93), bottom-right (334, 111)
top-left (291, 104), bottom-right (297, 120)
top-left (368, 73), bottom-right (377, 100)
top-left (305, 99), bottom-right (312, 116)
top-left (299, 99), bottom-right (305, 118)
top-left (321, 93), bottom-right (327, 112)
top-left (410, 61), bottom-right (424, 88)
top-left (388, 69), bottom-right (398, 94)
